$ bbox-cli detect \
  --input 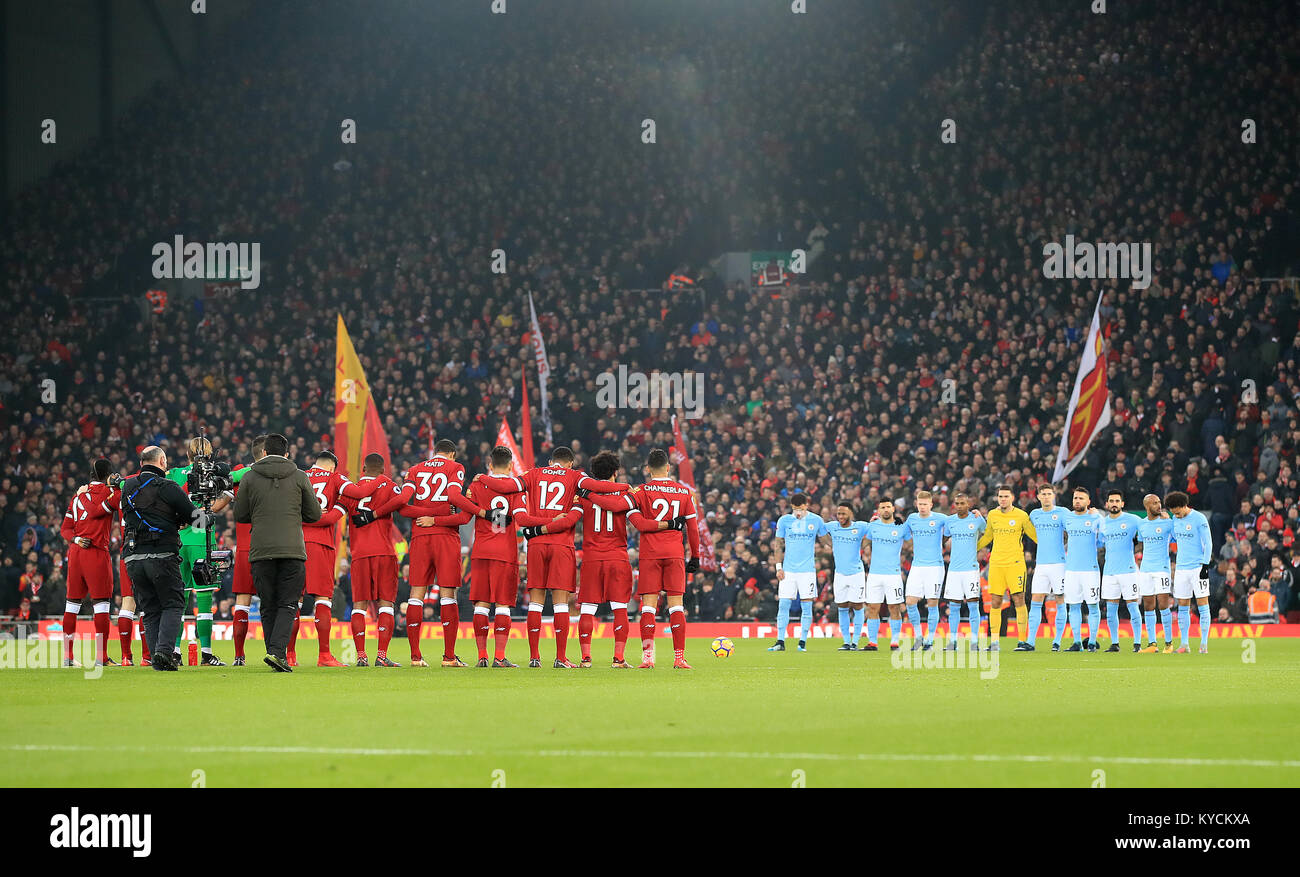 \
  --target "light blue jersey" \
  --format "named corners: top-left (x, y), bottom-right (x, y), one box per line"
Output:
top-left (1028, 507), bottom-right (1067, 565)
top-left (776, 512), bottom-right (824, 574)
top-left (942, 514), bottom-right (985, 571)
top-left (865, 519), bottom-right (912, 576)
top-left (1171, 509), bottom-right (1213, 569)
top-left (1099, 512), bottom-right (1142, 575)
top-left (1137, 517), bottom-right (1174, 574)
top-left (905, 512), bottom-right (948, 567)
top-left (818, 520), bottom-right (870, 575)
top-left (1063, 510), bottom-right (1103, 572)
